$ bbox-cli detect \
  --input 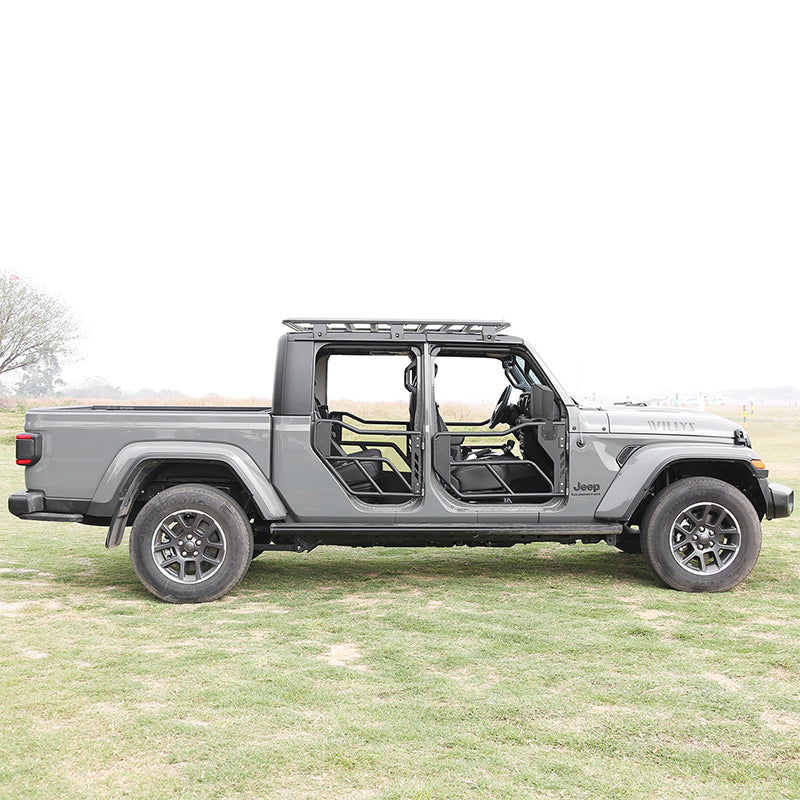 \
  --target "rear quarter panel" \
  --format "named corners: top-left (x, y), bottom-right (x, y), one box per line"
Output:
top-left (23, 407), bottom-right (272, 503)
